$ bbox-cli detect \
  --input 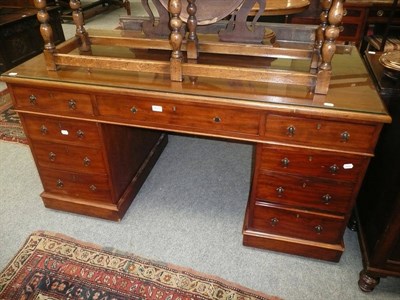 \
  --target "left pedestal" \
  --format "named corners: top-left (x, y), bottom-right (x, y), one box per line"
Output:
top-left (9, 84), bottom-right (167, 221)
